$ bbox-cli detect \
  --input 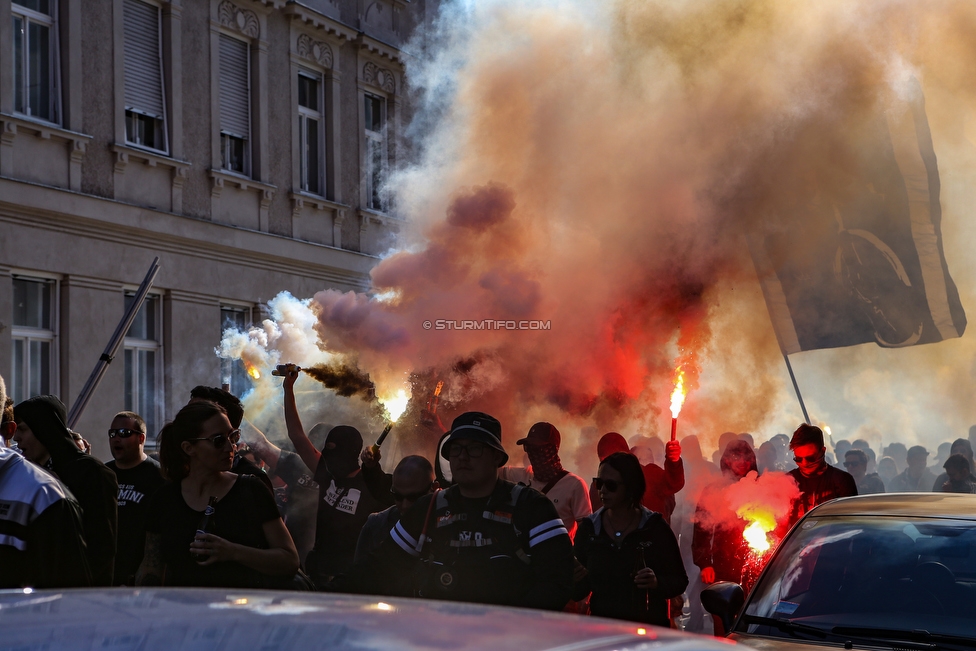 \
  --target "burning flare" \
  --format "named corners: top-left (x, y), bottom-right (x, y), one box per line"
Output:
top-left (669, 367), bottom-right (687, 419)
top-left (742, 521), bottom-right (771, 553)
top-left (245, 362), bottom-right (261, 380)
top-left (737, 504), bottom-right (777, 553)
top-left (379, 389), bottom-right (410, 423)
